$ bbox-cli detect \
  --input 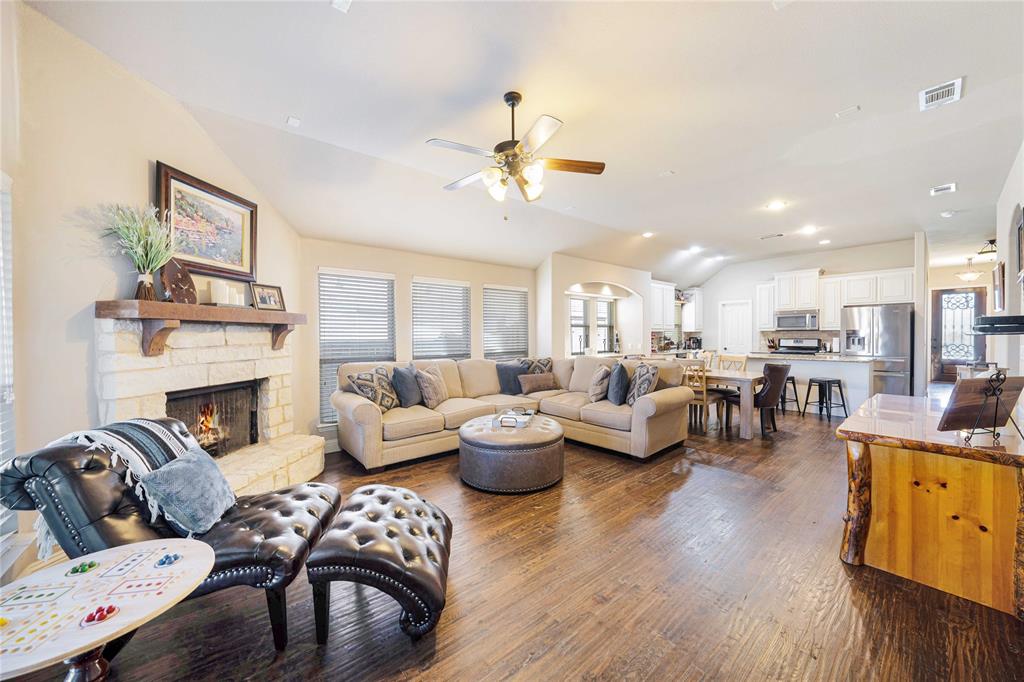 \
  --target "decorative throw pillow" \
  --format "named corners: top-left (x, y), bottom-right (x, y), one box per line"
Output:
top-left (347, 366), bottom-right (400, 412)
top-left (520, 357), bottom-right (553, 374)
top-left (497, 360), bottom-right (530, 395)
top-left (588, 364), bottom-right (612, 403)
top-left (391, 362), bottom-right (423, 408)
top-left (518, 372), bottom-right (560, 394)
top-left (416, 364), bottom-right (450, 409)
top-left (137, 448), bottom-right (236, 536)
top-left (626, 363), bottom-right (660, 406)
top-left (607, 363), bottom-right (630, 406)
